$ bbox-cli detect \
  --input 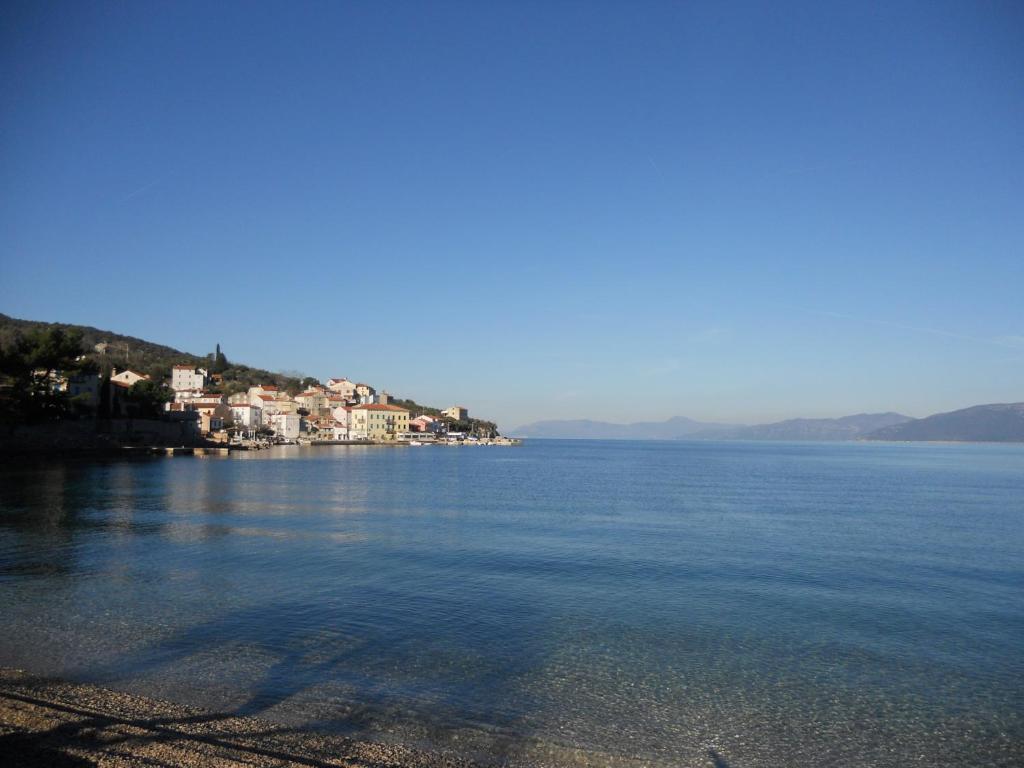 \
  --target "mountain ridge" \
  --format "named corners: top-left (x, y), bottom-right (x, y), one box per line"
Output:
top-left (510, 415), bottom-right (737, 440)
top-left (865, 403), bottom-right (1024, 442)
top-left (515, 404), bottom-right (1024, 443)
top-left (692, 412), bottom-right (912, 441)
top-left (512, 413), bottom-right (912, 441)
